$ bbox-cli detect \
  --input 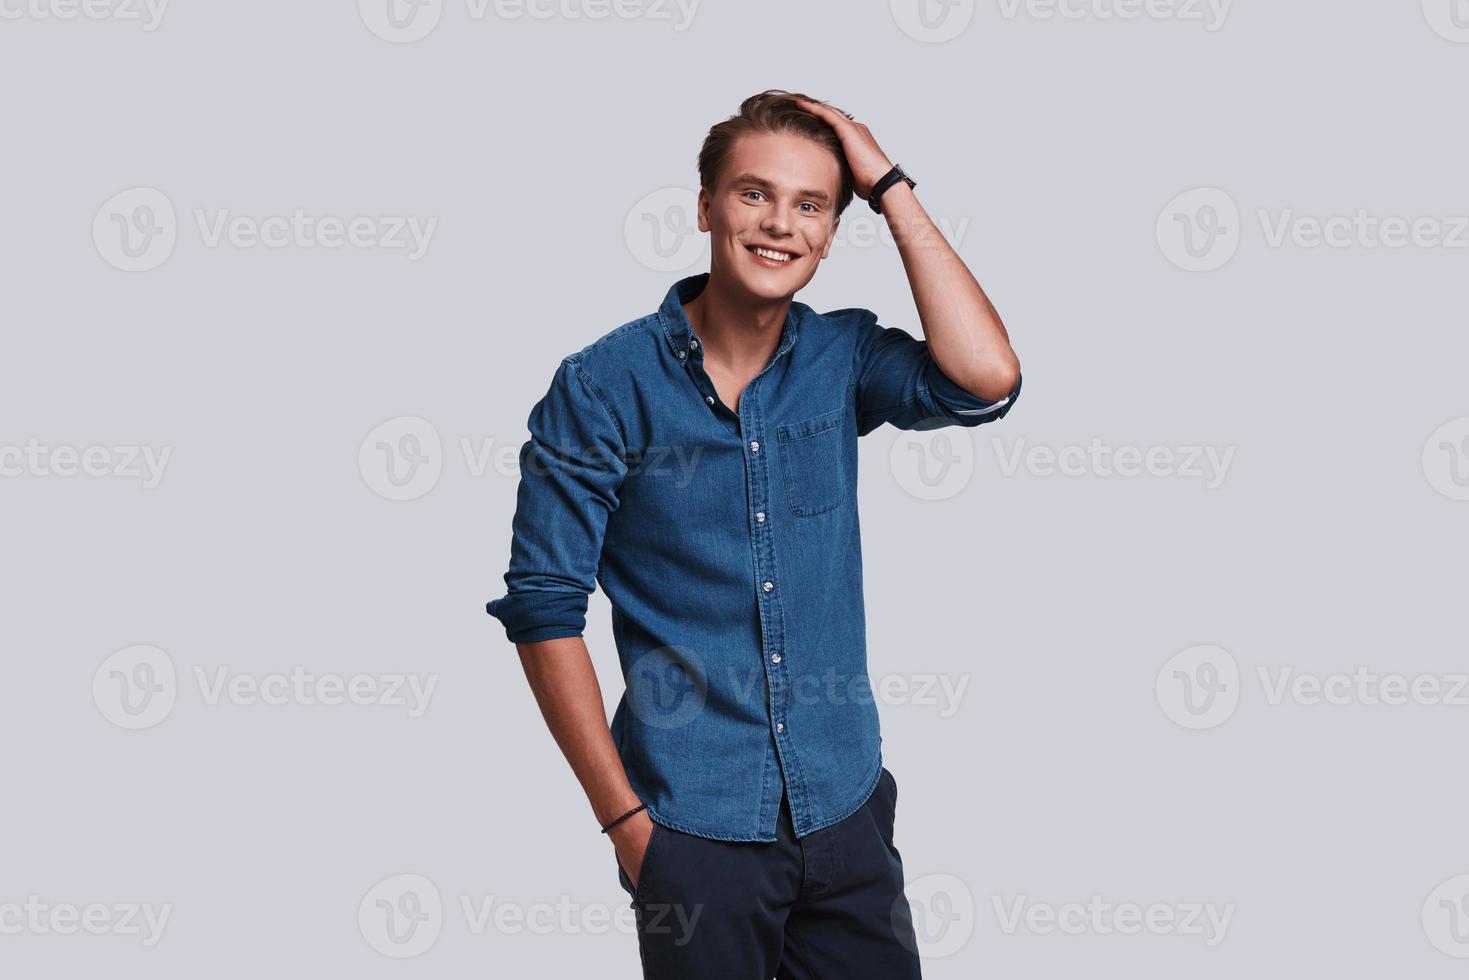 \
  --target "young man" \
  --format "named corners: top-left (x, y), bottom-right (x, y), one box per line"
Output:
top-left (485, 90), bottom-right (1021, 978)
